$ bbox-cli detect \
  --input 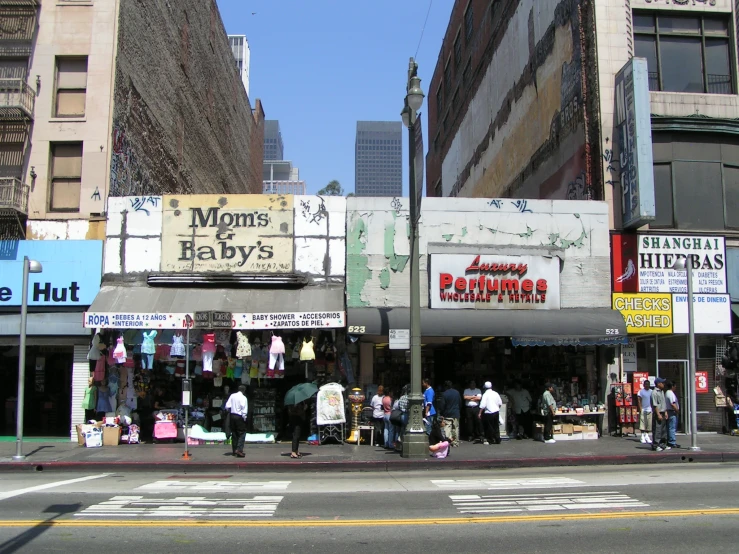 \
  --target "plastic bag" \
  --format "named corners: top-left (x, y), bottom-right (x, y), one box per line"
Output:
top-left (84, 427), bottom-right (103, 448)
